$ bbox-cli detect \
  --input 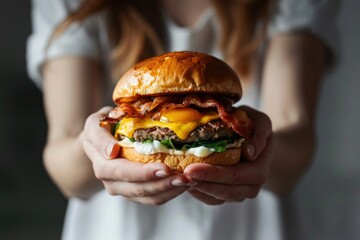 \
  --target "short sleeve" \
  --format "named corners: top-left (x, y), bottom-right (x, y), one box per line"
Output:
top-left (27, 0), bottom-right (102, 88)
top-left (268, 0), bottom-right (340, 58)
